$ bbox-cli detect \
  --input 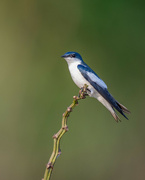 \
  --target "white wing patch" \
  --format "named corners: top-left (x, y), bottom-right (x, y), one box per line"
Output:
top-left (87, 71), bottom-right (107, 89)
